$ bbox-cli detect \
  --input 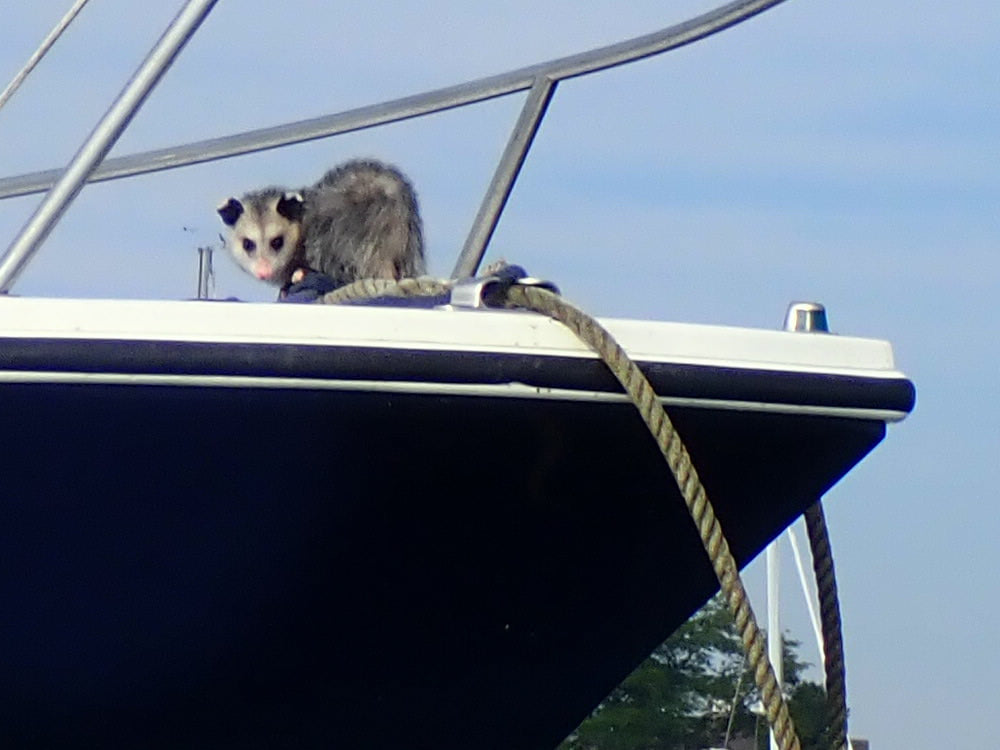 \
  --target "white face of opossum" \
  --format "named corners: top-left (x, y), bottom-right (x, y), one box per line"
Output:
top-left (217, 192), bottom-right (304, 285)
